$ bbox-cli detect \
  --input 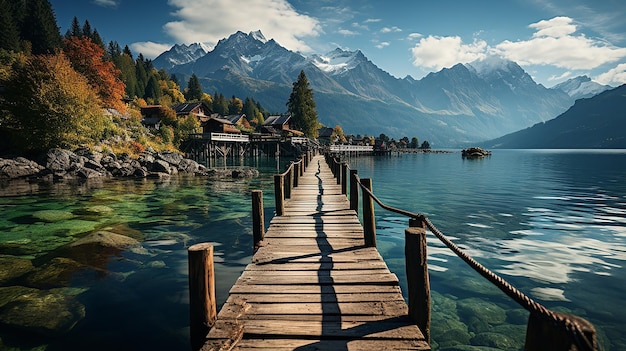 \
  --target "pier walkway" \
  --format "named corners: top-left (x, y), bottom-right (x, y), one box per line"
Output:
top-left (201, 155), bottom-right (430, 350)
